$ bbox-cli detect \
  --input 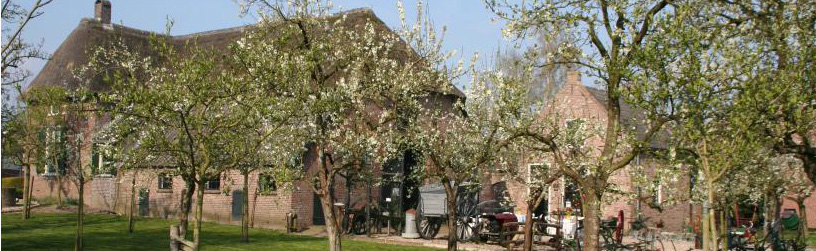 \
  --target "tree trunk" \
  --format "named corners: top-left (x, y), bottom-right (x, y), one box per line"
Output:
top-left (344, 177), bottom-right (351, 233)
top-left (25, 167), bottom-right (34, 218)
top-left (242, 171), bottom-right (249, 242)
top-left (128, 170), bottom-right (137, 234)
top-left (720, 210), bottom-right (727, 251)
top-left (524, 200), bottom-right (535, 251)
top-left (250, 186), bottom-right (259, 228)
top-left (22, 164), bottom-right (30, 220)
top-left (803, 157), bottom-right (815, 186)
top-left (193, 178), bottom-right (204, 250)
top-left (57, 173), bottom-right (63, 207)
top-left (798, 200), bottom-right (808, 241)
top-left (524, 191), bottom-right (547, 251)
top-left (702, 204), bottom-right (710, 251)
top-left (772, 197), bottom-right (781, 223)
top-left (769, 196), bottom-right (782, 251)
top-left (763, 194), bottom-right (782, 249)
top-left (708, 188), bottom-right (719, 251)
top-left (764, 194), bottom-right (772, 235)
top-left (582, 191), bottom-right (602, 251)
top-left (319, 190), bottom-right (342, 251)
top-left (178, 179), bottom-right (195, 238)
top-left (75, 180), bottom-right (85, 251)
top-left (442, 181), bottom-right (458, 251)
